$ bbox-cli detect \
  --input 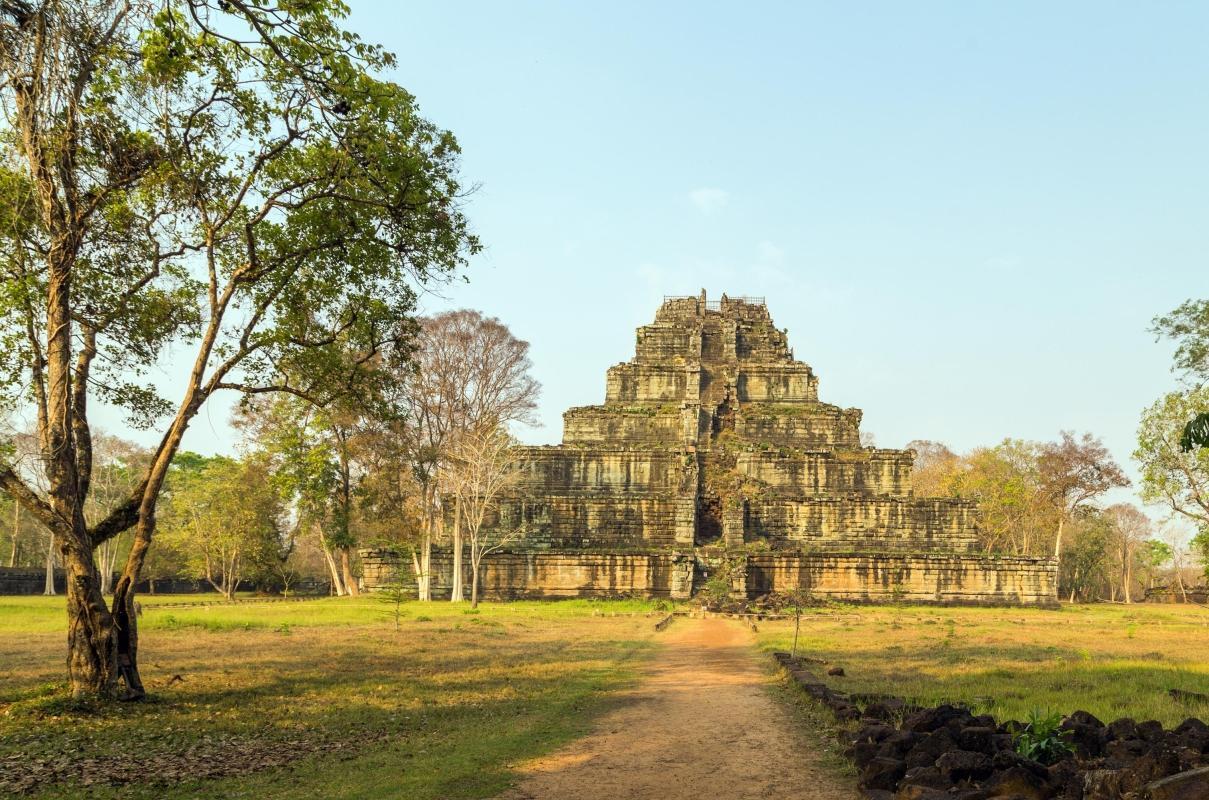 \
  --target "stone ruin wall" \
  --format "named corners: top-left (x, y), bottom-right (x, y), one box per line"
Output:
top-left (361, 292), bottom-right (1058, 605)
top-left (360, 549), bottom-right (1057, 605)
